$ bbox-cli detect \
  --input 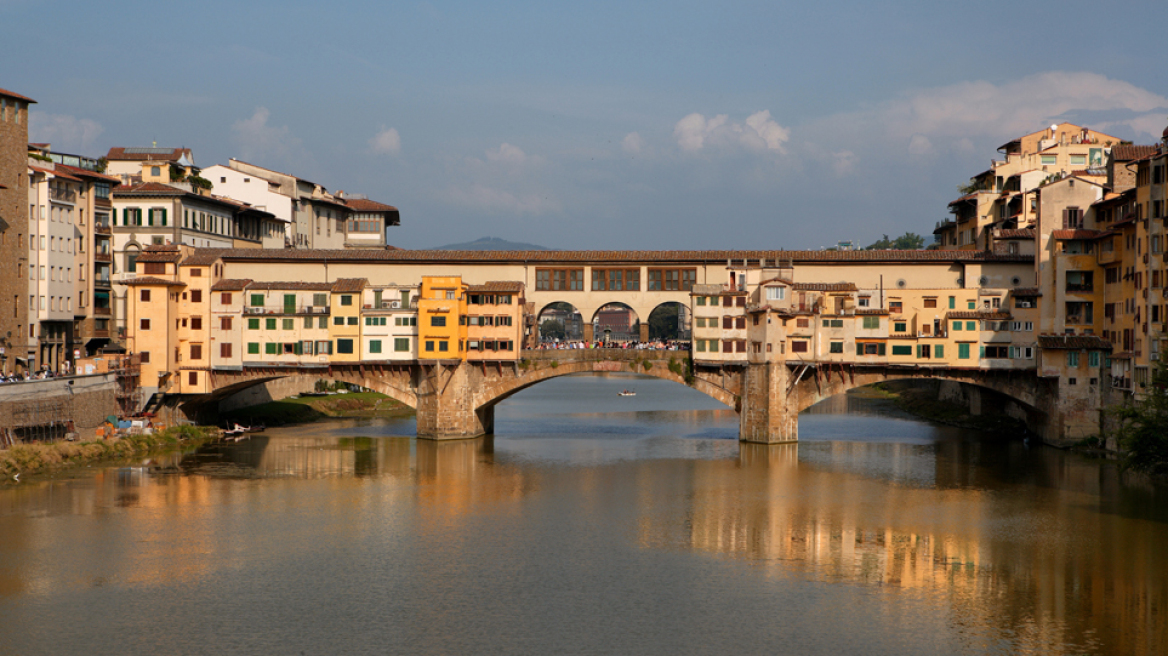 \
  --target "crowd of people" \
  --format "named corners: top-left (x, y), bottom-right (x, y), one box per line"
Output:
top-left (0, 368), bottom-right (61, 384)
top-left (536, 340), bottom-right (690, 351)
